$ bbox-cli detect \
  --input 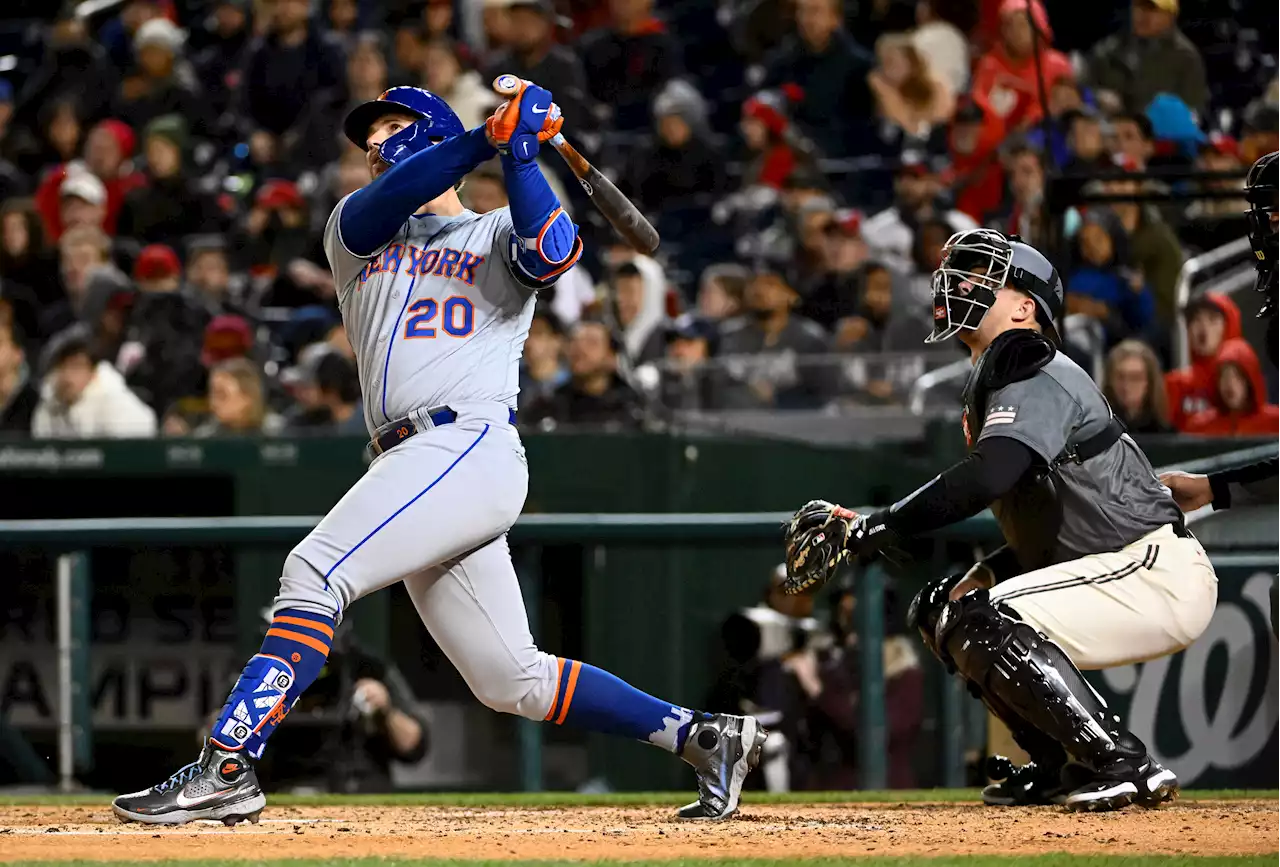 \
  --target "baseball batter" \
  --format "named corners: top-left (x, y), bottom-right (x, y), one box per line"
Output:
top-left (113, 83), bottom-right (766, 825)
top-left (783, 229), bottom-right (1217, 812)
